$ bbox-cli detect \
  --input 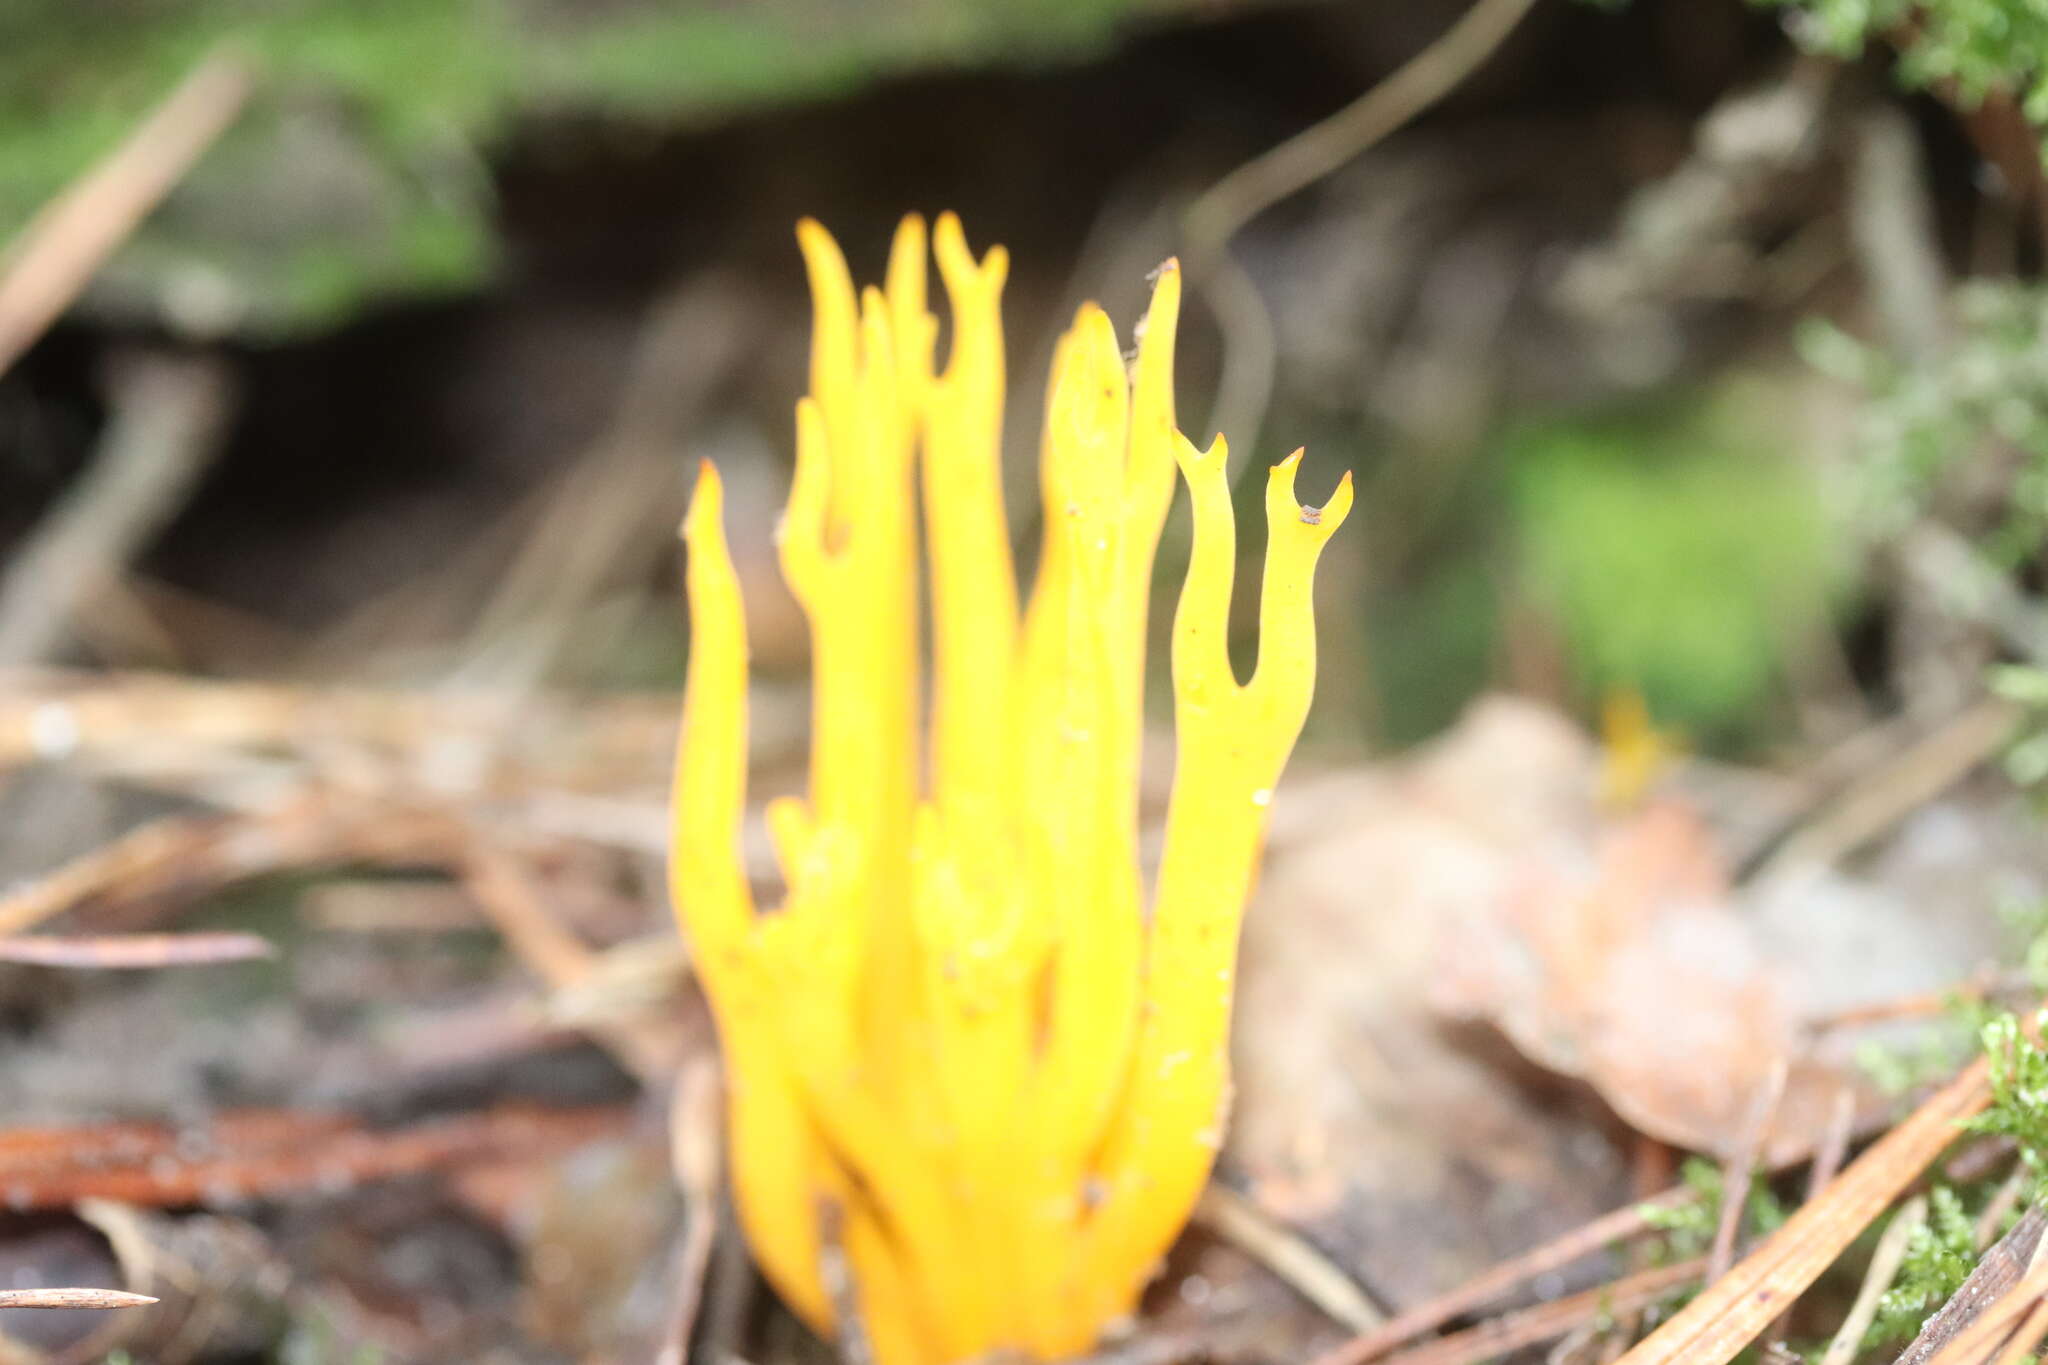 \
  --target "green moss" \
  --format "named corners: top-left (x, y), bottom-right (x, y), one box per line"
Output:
top-left (1, 0), bottom-right (1186, 331)
top-left (1754, 0), bottom-right (2048, 132)
top-left (1507, 388), bottom-right (1837, 744)
top-left (1866, 1186), bottom-right (1976, 1350)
